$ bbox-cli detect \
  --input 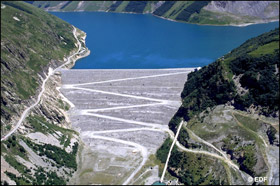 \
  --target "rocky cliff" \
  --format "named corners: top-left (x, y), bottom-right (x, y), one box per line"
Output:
top-left (27, 1), bottom-right (279, 25)
top-left (205, 1), bottom-right (279, 19)
top-left (199, 1), bottom-right (279, 25)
